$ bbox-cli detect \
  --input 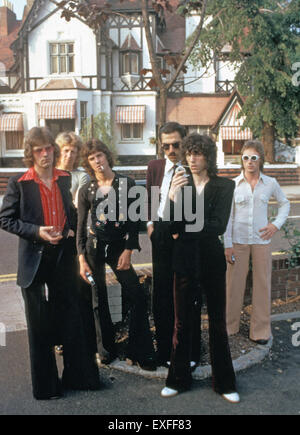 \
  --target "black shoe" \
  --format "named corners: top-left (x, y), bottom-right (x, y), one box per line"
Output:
top-left (100, 353), bottom-right (118, 365)
top-left (250, 338), bottom-right (269, 345)
top-left (136, 357), bottom-right (157, 371)
top-left (34, 390), bottom-right (63, 400)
